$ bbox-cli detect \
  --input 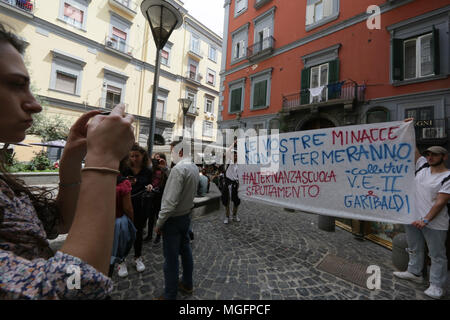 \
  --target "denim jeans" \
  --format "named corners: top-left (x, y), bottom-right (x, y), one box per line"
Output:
top-left (162, 214), bottom-right (193, 299)
top-left (405, 224), bottom-right (448, 287)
